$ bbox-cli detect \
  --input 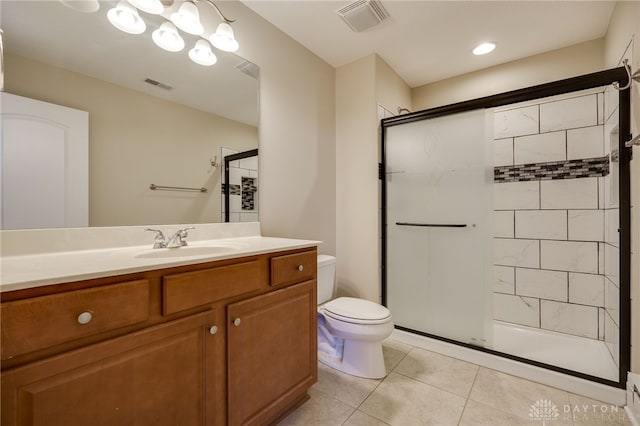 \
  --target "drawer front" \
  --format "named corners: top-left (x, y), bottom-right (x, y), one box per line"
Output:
top-left (163, 260), bottom-right (263, 315)
top-left (1, 280), bottom-right (149, 360)
top-left (270, 250), bottom-right (317, 287)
